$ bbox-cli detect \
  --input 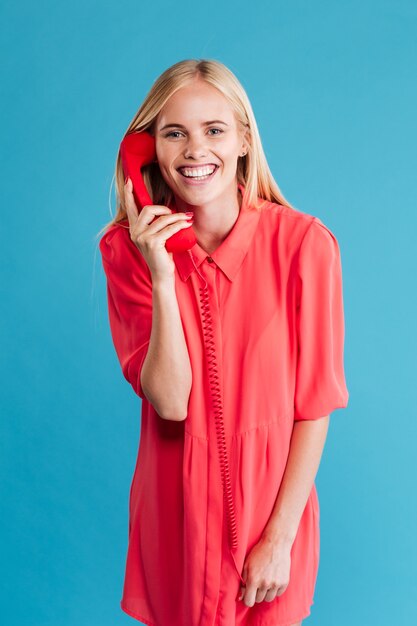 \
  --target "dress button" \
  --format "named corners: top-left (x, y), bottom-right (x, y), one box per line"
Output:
top-left (207, 256), bottom-right (214, 263)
